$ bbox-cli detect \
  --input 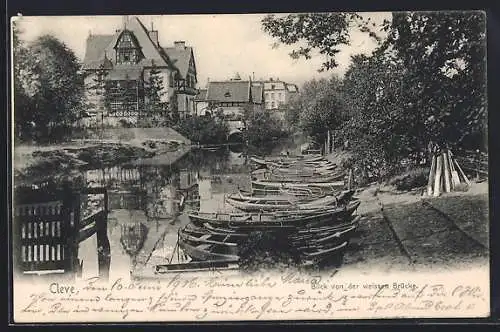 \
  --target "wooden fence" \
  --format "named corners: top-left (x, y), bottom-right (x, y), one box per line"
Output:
top-left (13, 185), bottom-right (110, 280)
top-left (454, 149), bottom-right (488, 178)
